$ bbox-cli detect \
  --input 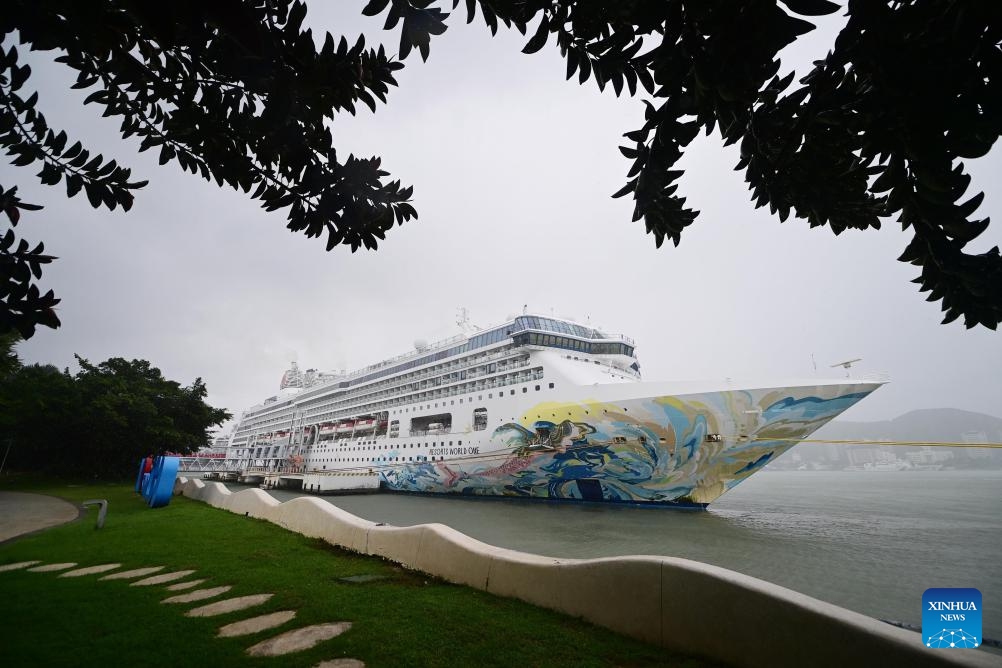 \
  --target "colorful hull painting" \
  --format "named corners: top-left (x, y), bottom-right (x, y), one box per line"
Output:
top-left (380, 382), bottom-right (880, 506)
